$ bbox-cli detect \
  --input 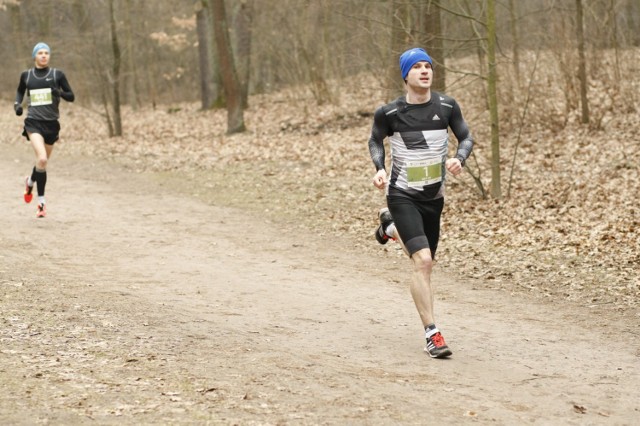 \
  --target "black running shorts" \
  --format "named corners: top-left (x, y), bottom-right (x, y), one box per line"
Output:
top-left (387, 196), bottom-right (445, 259)
top-left (23, 118), bottom-right (61, 145)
